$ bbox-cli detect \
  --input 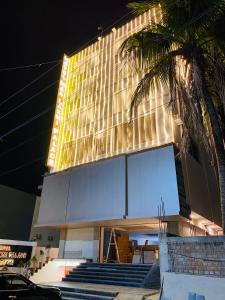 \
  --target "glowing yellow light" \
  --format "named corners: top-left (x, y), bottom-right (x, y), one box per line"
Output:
top-left (48, 9), bottom-right (175, 172)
